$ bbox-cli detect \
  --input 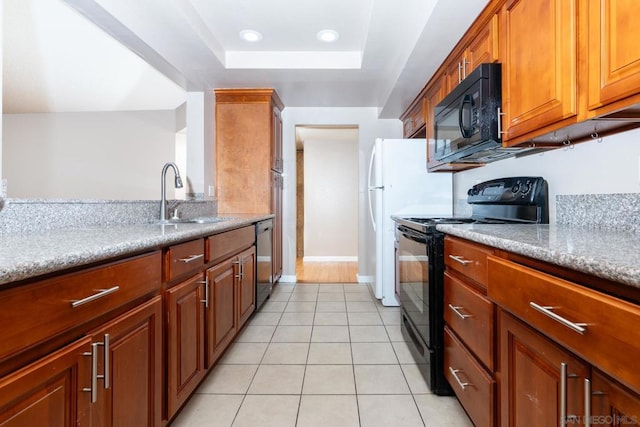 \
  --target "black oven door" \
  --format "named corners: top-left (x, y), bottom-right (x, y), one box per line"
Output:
top-left (397, 225), bottom-right (440, 348)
